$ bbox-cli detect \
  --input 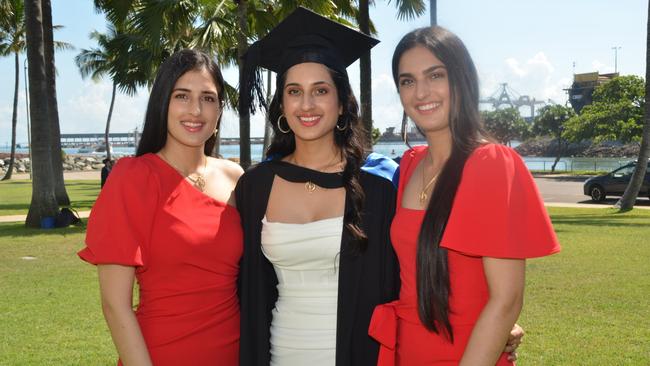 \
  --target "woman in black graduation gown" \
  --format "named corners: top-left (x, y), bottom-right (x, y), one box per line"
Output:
top-left (235, 7), bottom-right (399, 366)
